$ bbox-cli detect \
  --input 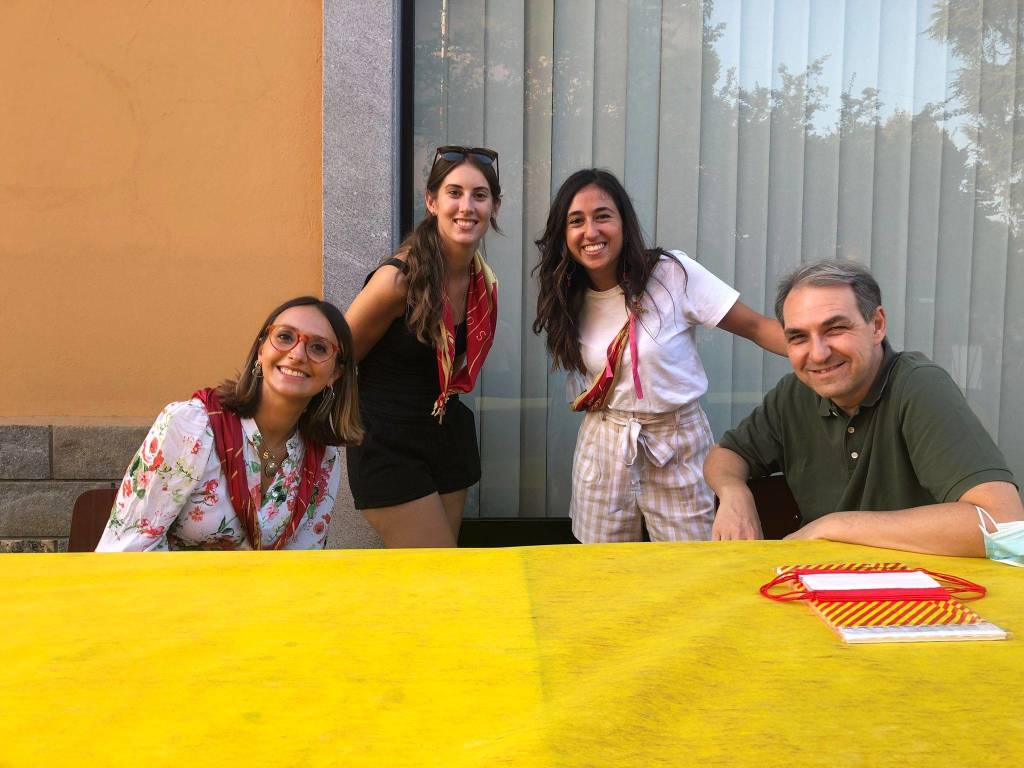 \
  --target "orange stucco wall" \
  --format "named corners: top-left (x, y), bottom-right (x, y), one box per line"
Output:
top-left (0, 1), bottom-right (322, 419)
